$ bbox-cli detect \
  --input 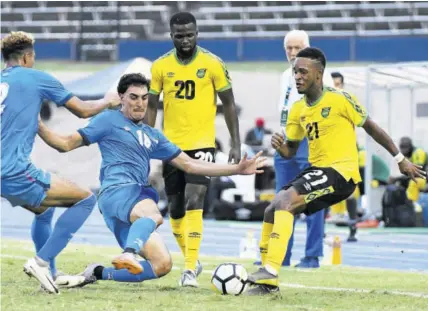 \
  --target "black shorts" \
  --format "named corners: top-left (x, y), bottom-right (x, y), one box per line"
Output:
top-left (163, 148), bottom-right (215, 195)
top-left (282, 166), bottom-right (357, 215)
